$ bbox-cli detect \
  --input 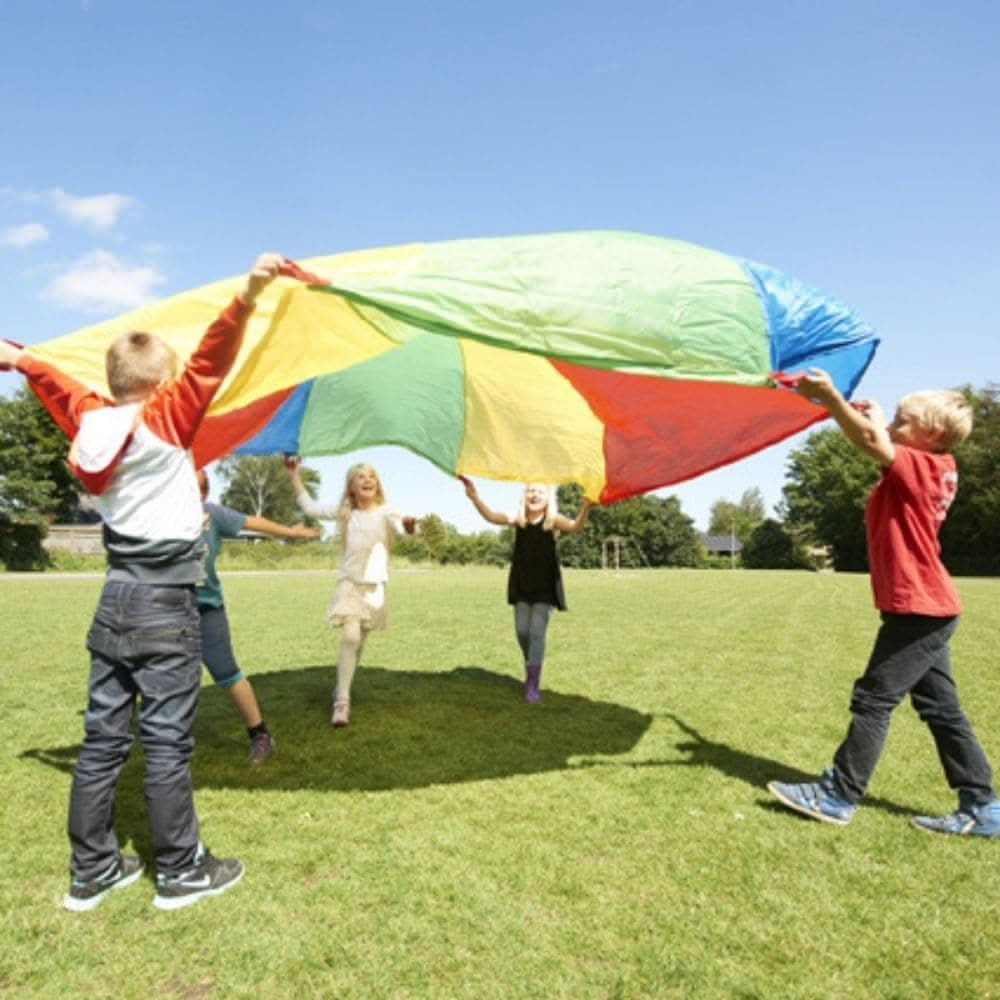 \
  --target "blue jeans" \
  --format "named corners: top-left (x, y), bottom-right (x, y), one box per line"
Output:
top-left (199, 604), bottom-right (243, 688)
top-left (513, 602), bottom-right (552, 665)
top-left (831, 613), bottom-right (994, 806)
top-left (68, 581), bottom-right (202, 879)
